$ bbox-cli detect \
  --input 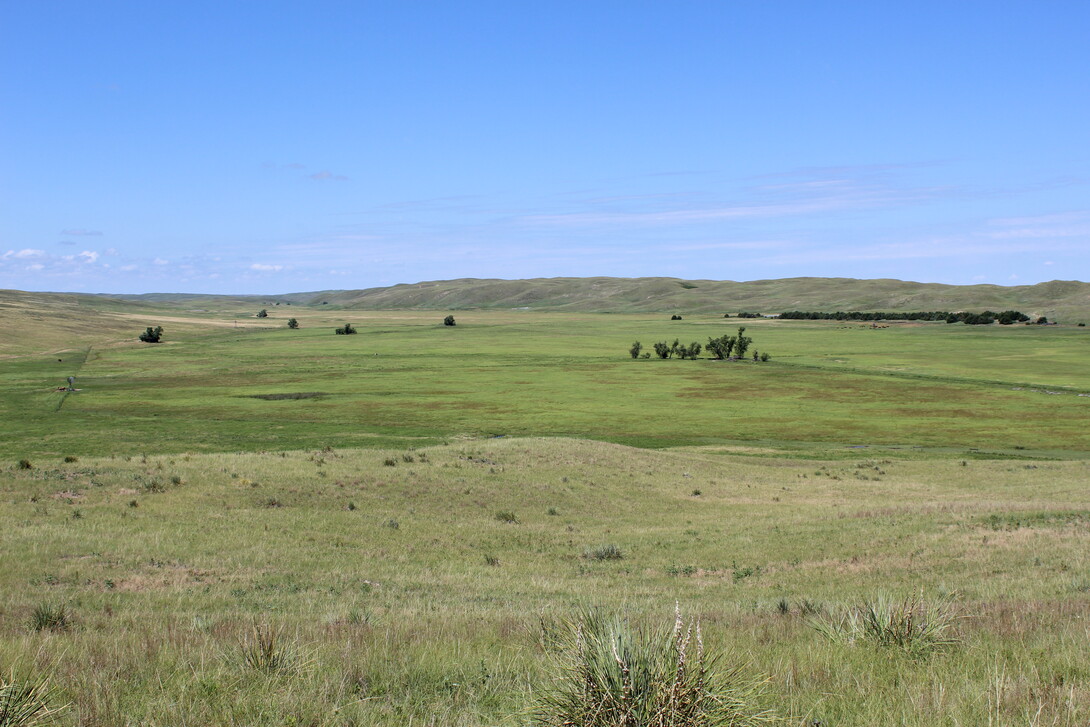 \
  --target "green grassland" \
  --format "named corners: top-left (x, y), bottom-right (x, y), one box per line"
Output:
top-left (2, 293), bottom-right (1090, 725)
top-left (2, 305), bottom-right (1089, 458)
top-left (4, 440), bottom-right (1090, 725)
